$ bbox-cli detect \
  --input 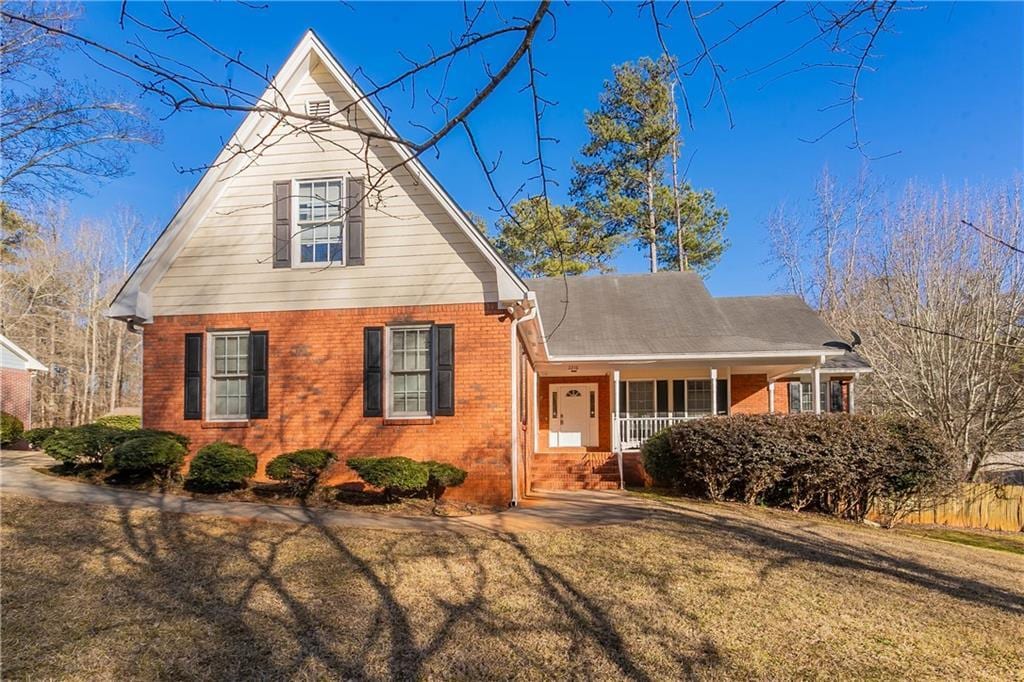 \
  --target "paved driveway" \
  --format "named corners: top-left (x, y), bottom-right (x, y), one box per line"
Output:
top-left (0, 451), bottom-right (650, 533)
